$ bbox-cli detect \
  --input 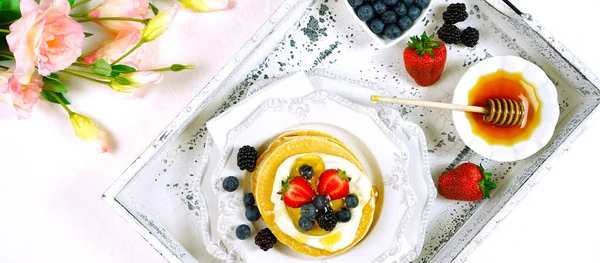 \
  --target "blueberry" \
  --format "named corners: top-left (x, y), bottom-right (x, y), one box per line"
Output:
top-left (222, 176), bottom-right (239, 192)
top-left (381, 10), bottom-right (398, 24)
top-left (243, 193), bottom-right (255, 207)
top-left (299, 165), bottom-right (314, 180)
top-left (402, 0), bottom-right (414, 5)
top-left (345, 194), bottom-right (359, 208)
top-left (335, 208), bottom-right (352, 223)
top-left (300, 203), bottom-right (317, 220)
top-left (383, 0), bottom-right (398, 6)
top-left (369, 19), bottom-right (385, 34)
top-left (245, 205), bottom-right (261, 221)
top-left (384, 24), bottom-right (402, 39)
top-left (298, 217), bottom-right (315, 231)
top-left (236, 224), bottom-right (251, 240)
top-left (356, 4), bottom-right (375, 21)
top-left (372, 1), bottom-right (388, 15)
top-left (348, 0), bottom-right (363, 7)
top-left (313, 194), bottom-right (331, 211)
top-left (407, 5), bottom-right (421, 20)
top-left (393, 3), bottom-right (407, 16)
top-left (397, 15), bottom-right (412, 30)
top-left (414, 0), bottom-right (430, 9)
